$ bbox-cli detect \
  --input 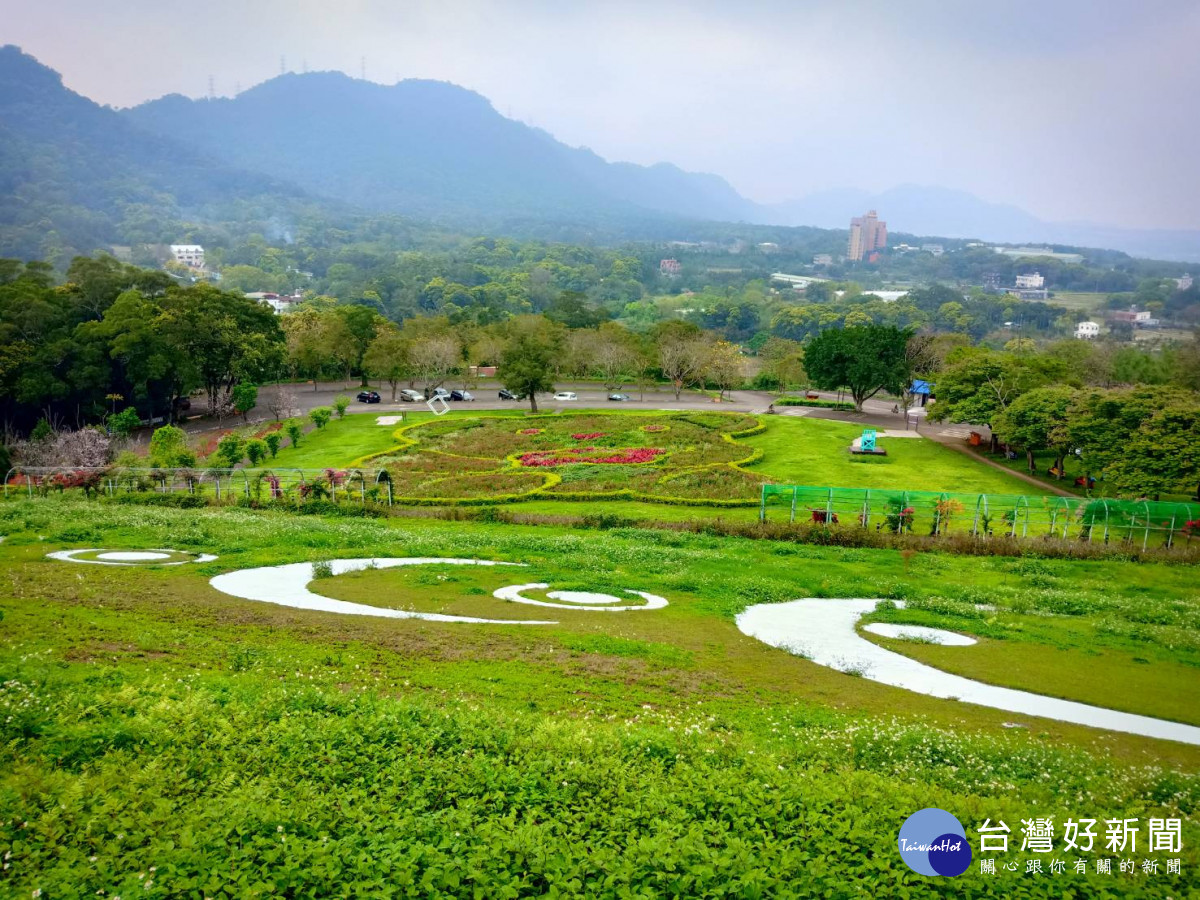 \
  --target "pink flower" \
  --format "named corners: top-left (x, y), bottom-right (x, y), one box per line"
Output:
top-left (571, 432), bottom-right (607, 440)
top-left (519, 428), bottom-right (542, 435)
